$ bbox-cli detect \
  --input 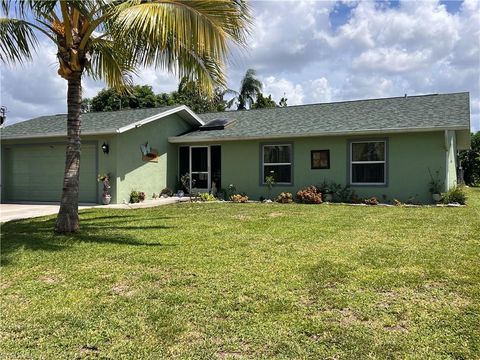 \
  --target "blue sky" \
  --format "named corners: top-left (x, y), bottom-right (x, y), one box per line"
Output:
top-left (1, 0), bottom-right (479, 131)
